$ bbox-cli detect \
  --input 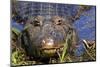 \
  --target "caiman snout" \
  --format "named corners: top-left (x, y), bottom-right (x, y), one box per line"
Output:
top-left (40, 37), bottom-right (64, 55)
